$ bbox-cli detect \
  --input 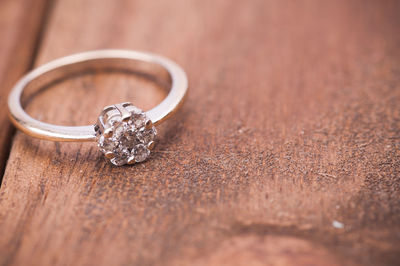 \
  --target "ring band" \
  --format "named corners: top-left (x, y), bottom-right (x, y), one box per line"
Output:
top-left (8, 49), bottom-right (188, 165)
